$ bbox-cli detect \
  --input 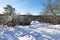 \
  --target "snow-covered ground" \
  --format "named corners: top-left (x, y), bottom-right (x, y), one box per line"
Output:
top-left (0, 21), bottom-right (60, 40)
